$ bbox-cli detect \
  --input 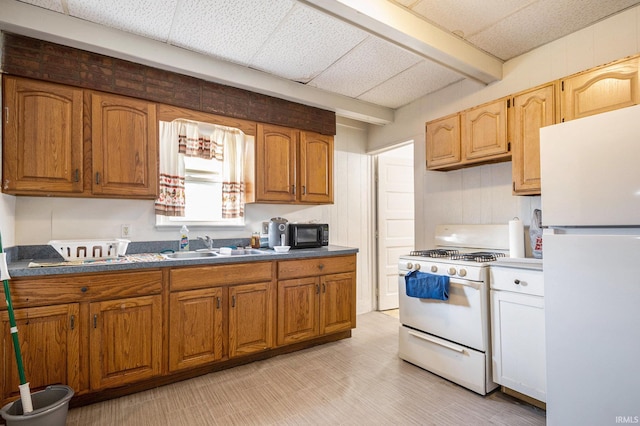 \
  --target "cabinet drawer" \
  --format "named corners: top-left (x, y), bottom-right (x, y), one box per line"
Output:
top-left (278, 255), bottom-right (356, 279)
top-left (490, 266), bottom-right (543, 296)
top-left (2, 270), bottom-right (163, 308)
top-left (170, 262), bottom-right (273, 291)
